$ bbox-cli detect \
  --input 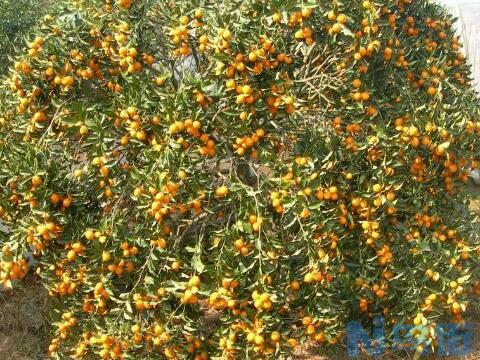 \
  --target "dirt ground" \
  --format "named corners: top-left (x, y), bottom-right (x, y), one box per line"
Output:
top-left (1, 186), bottom-right (480, 359)
top-left (0, 276), bottom-right (49, 360)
